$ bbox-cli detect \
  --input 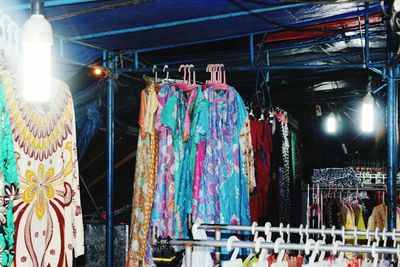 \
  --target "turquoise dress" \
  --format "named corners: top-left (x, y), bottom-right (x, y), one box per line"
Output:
top-left (195, 87), bottom-right (250, 225)
top-left (161, 87), bottom-right (206, 238)
top-left (0, 79), bottom-right (18, 266)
